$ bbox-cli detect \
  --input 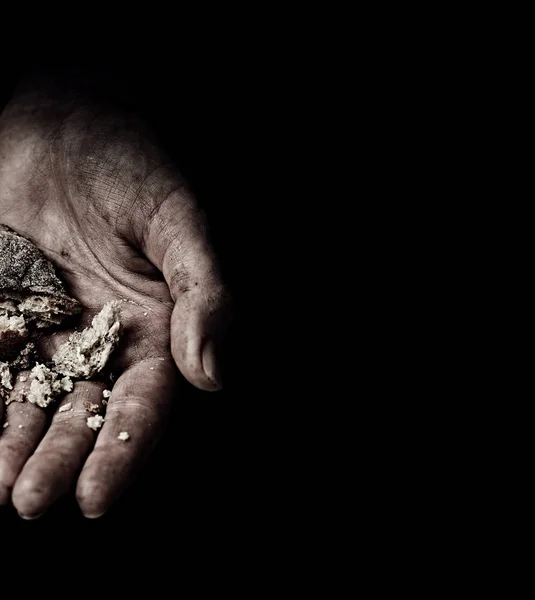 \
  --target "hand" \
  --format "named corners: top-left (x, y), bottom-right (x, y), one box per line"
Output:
top-left (0, 76), bottom-right (231, 518)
